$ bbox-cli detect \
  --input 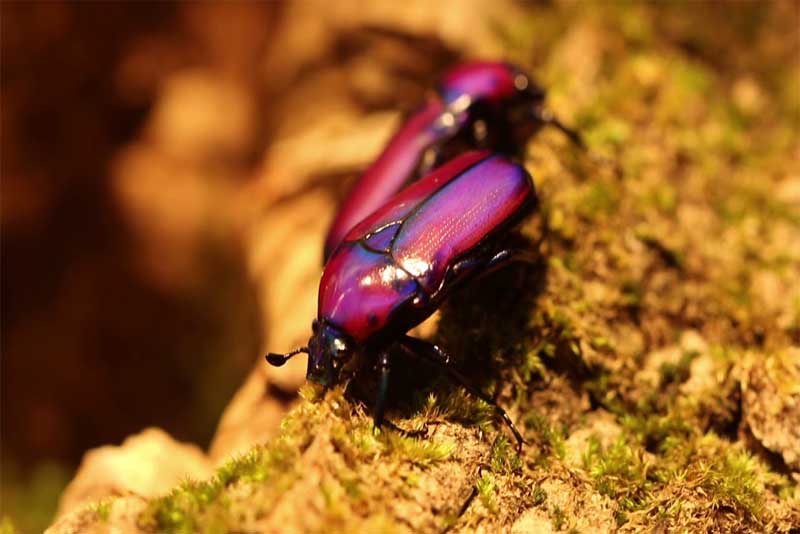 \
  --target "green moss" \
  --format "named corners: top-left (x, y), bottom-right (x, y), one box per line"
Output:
top-left (658, 350), bottom-right (699, 386)
top-left (619, 280), bottom-right (643, 309)
top-left (580, 423), bottom-right (793, 530)
top-left (140, 411), bottom-right (306, 532)
top-left (518, 344), bottom-right (548, 383)
top-left (587, 119), bottom-right (631, 149)
top-left (584, 371), bottom-right (627, 416)
top-left (381, 432), bottom-right (455, 467)
top-left (420, 391), bottom-right (495, 435)
top-left (90, 499), bottom-right (113, 522)
top-left (584, 436), bottom-right (651, 514)
top-left (550, 505), bottom-right (567, 530)
top-left (701, 449), bottom-right (765, 515)
top-left (489, 437), bottom-right (522, 474)
top-left (632, 414), bottom-right (692, 454)
top-left (2, 459), bottom-right (71, 534)
top-left (525, 414), bottom-right (567, 463)
top-left (476, 473), bottom-right (497, 514)
top-left (531, 485), bottom-right (547, 506)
